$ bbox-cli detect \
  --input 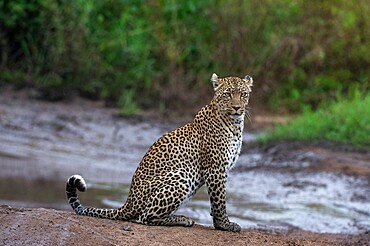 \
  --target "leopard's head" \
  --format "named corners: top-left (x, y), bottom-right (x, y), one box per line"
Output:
top-left (211, 73), bottom-right (253, 118)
